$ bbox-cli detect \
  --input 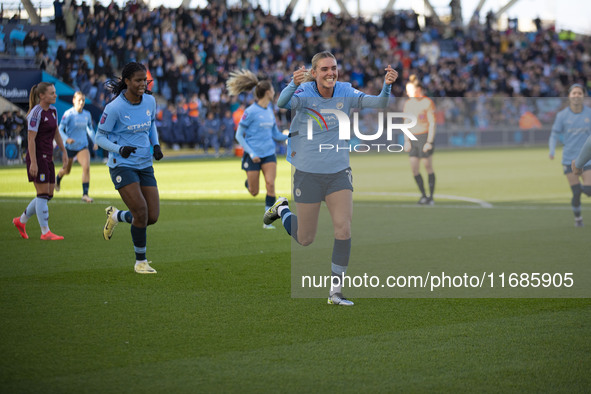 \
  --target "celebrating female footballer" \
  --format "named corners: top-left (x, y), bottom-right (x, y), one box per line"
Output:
top-left (95, 62), bottom-right (164, 274)
top-left (264, 51), bottom-right (398, 306)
